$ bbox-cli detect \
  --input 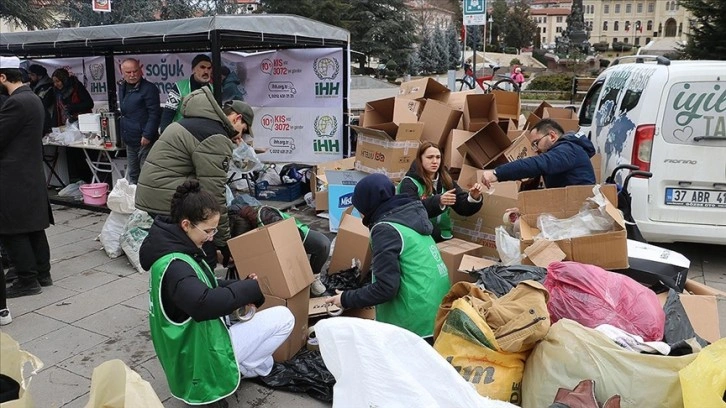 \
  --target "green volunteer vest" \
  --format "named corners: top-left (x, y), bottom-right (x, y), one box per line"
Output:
top-left (173, 79), bottom-right (213, 122)
top-left (257, 207), bottom-right (310, 241)
top-left (148, 252), bottom-right (239, 405)
top-left (398, 176), bottom-right (453, 240)
top-left (372, 221), bottom-right (451, 337)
